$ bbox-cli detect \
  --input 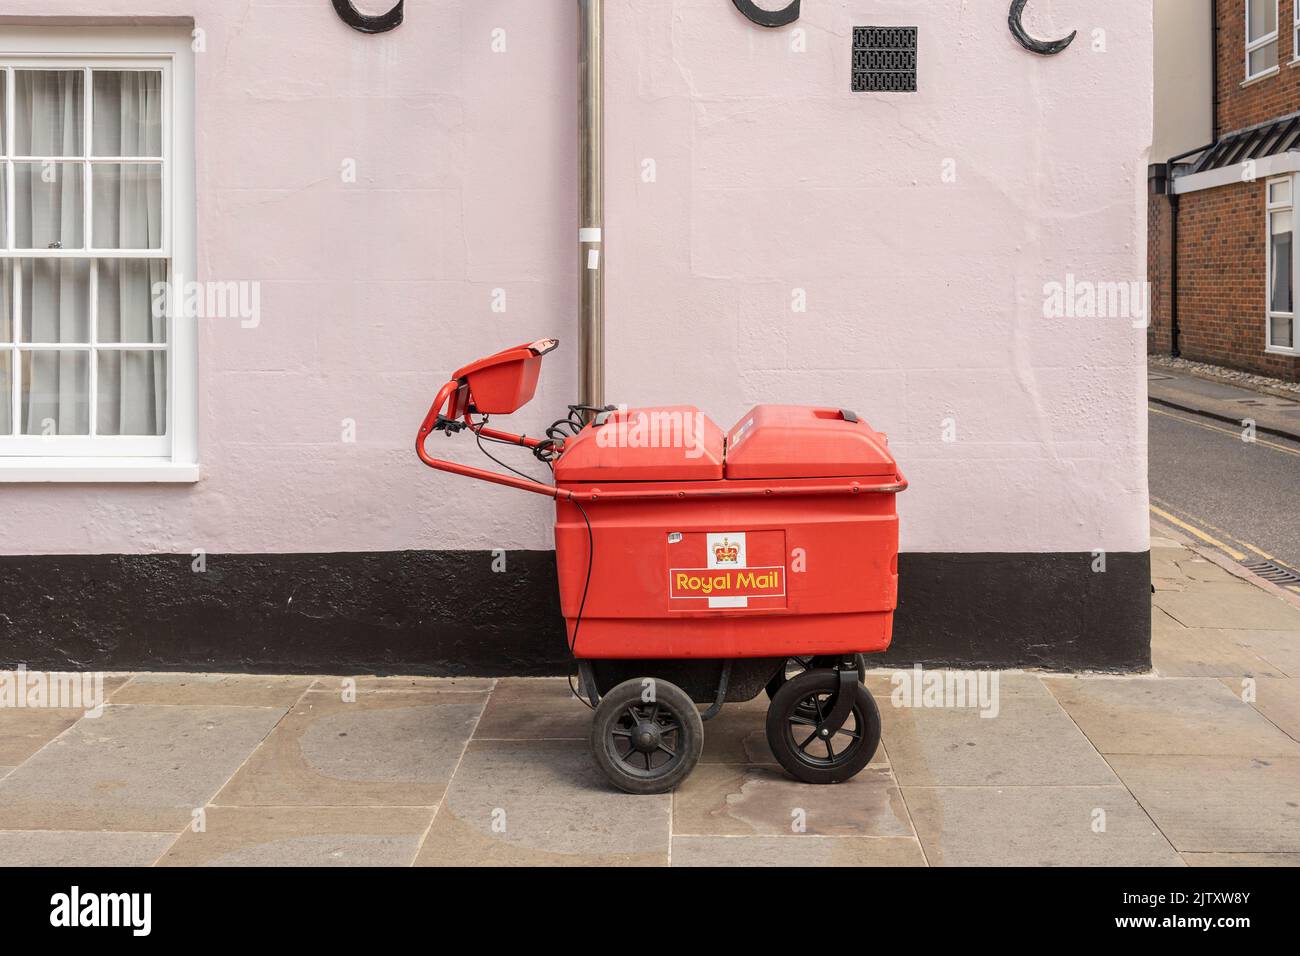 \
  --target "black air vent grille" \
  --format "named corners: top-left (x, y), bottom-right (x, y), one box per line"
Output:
top-left (852, 27), bottom-right (917, 93)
